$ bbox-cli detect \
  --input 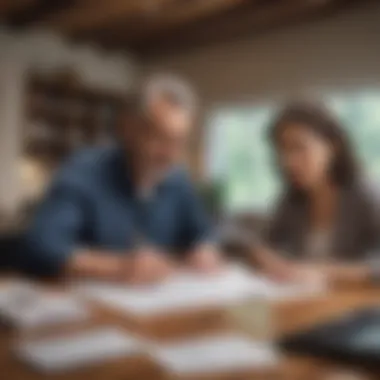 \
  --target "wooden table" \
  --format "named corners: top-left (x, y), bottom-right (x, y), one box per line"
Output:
top-left (1, 280), bottom-right (380, 380)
